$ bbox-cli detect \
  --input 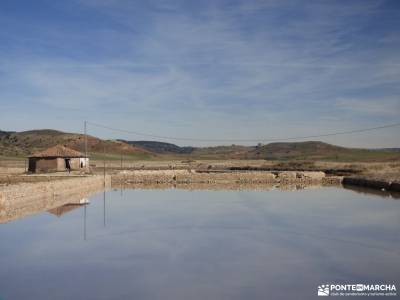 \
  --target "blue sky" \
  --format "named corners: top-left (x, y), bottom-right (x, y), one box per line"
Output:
top-left (0, 0), bottom-right (399, 147)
